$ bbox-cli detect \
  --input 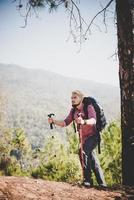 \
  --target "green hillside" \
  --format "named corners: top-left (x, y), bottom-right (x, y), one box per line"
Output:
top-left (0, 63), bottom-right (120, 147)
